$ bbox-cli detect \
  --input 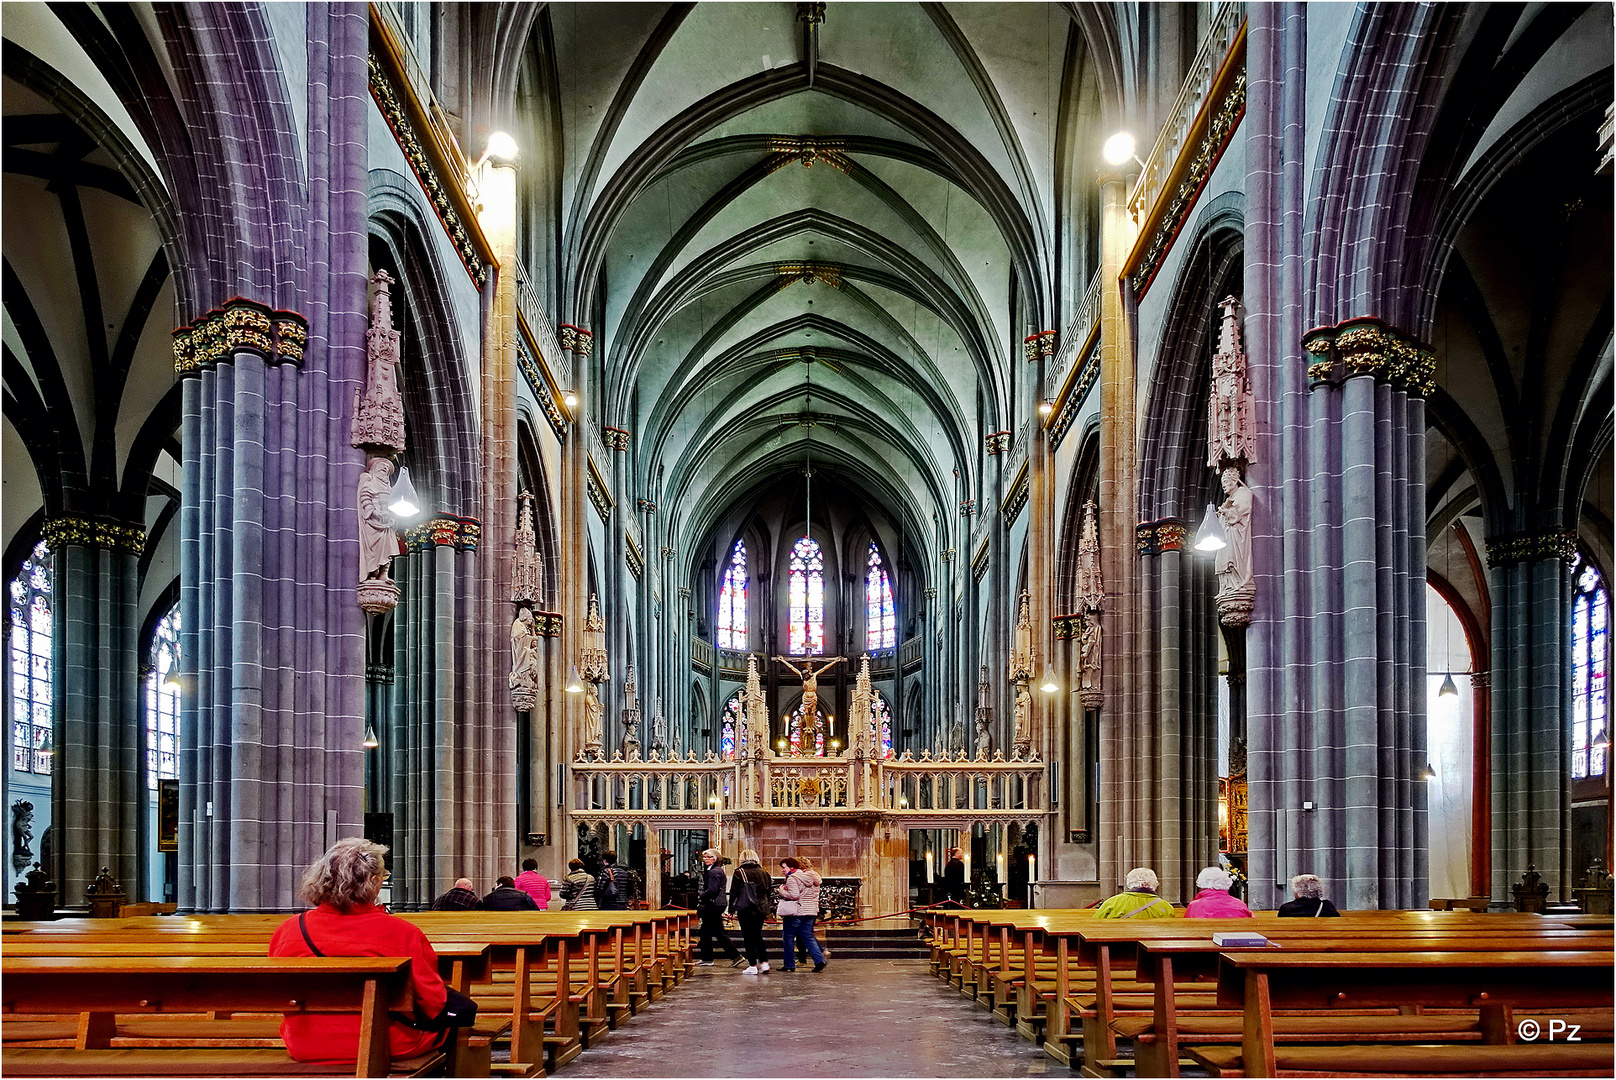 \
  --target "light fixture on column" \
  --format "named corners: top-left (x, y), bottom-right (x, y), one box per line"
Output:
top-left (1437, 673), bottom-right (1458, 699)
top-left (564, 664), bottom-right (584, 694)
top-left (388, 466), bottom-right (422, 520)
top-left (1038, 399), bottom-right (1054, 417)
top-left (1039, 665), bottom-right (1059, 694)
top-left (162, 649), bottom-right (184, 693)
top-left (1102, 131), bottom-right (1144, 169)
top-left (476, 131), bottom-right (520, 169)
top-left (563, 390), bottom-right (578, 409)
top-left (1420, 762), bottom-right (1437, 781)
top-left (1194, 503), bottom-right (1227, 552)
top-left (363, 722), bottom-right (380, 749)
